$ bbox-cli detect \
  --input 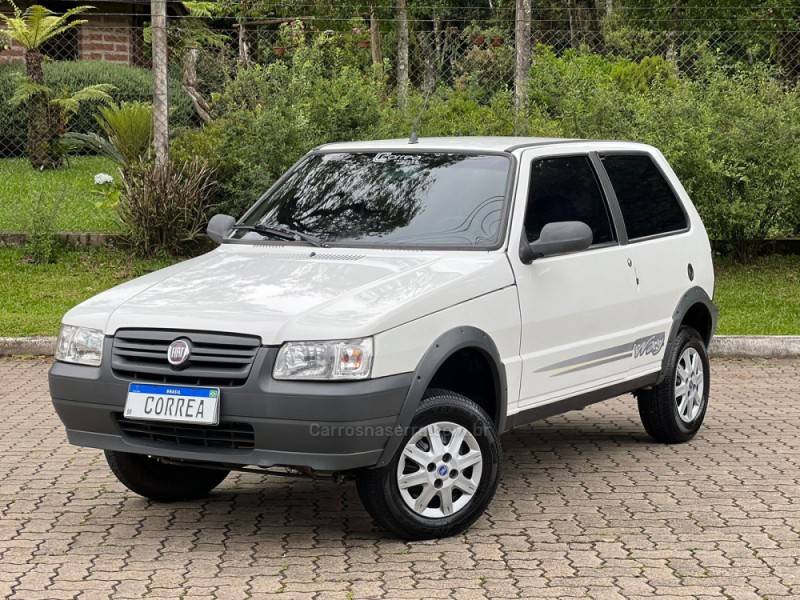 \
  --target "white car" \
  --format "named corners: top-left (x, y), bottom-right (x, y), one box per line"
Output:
top-left (50, 137), bottom-right (717, 539)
